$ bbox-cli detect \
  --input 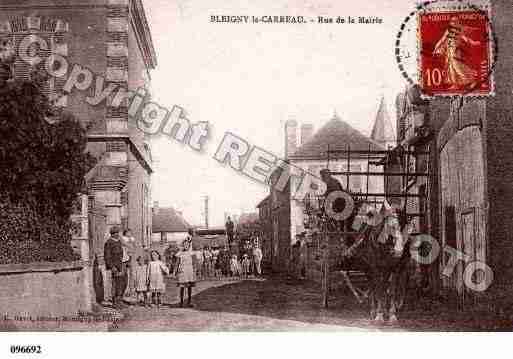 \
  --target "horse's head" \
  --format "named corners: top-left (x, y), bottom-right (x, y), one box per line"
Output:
top-left (353, 200), bottom-right (408, 258)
